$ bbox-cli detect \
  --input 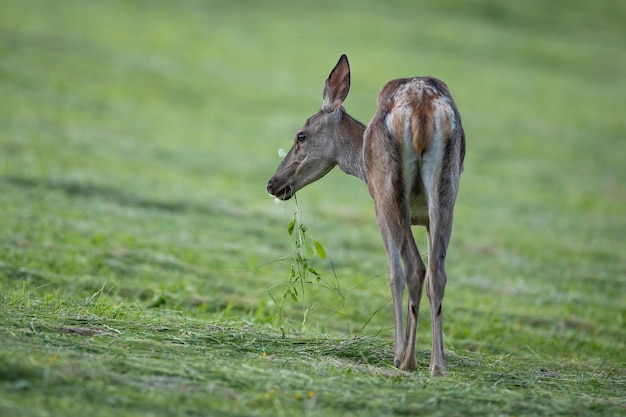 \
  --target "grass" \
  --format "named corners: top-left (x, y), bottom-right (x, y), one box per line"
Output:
top-left (1, 0), bottom-right (625, 415)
